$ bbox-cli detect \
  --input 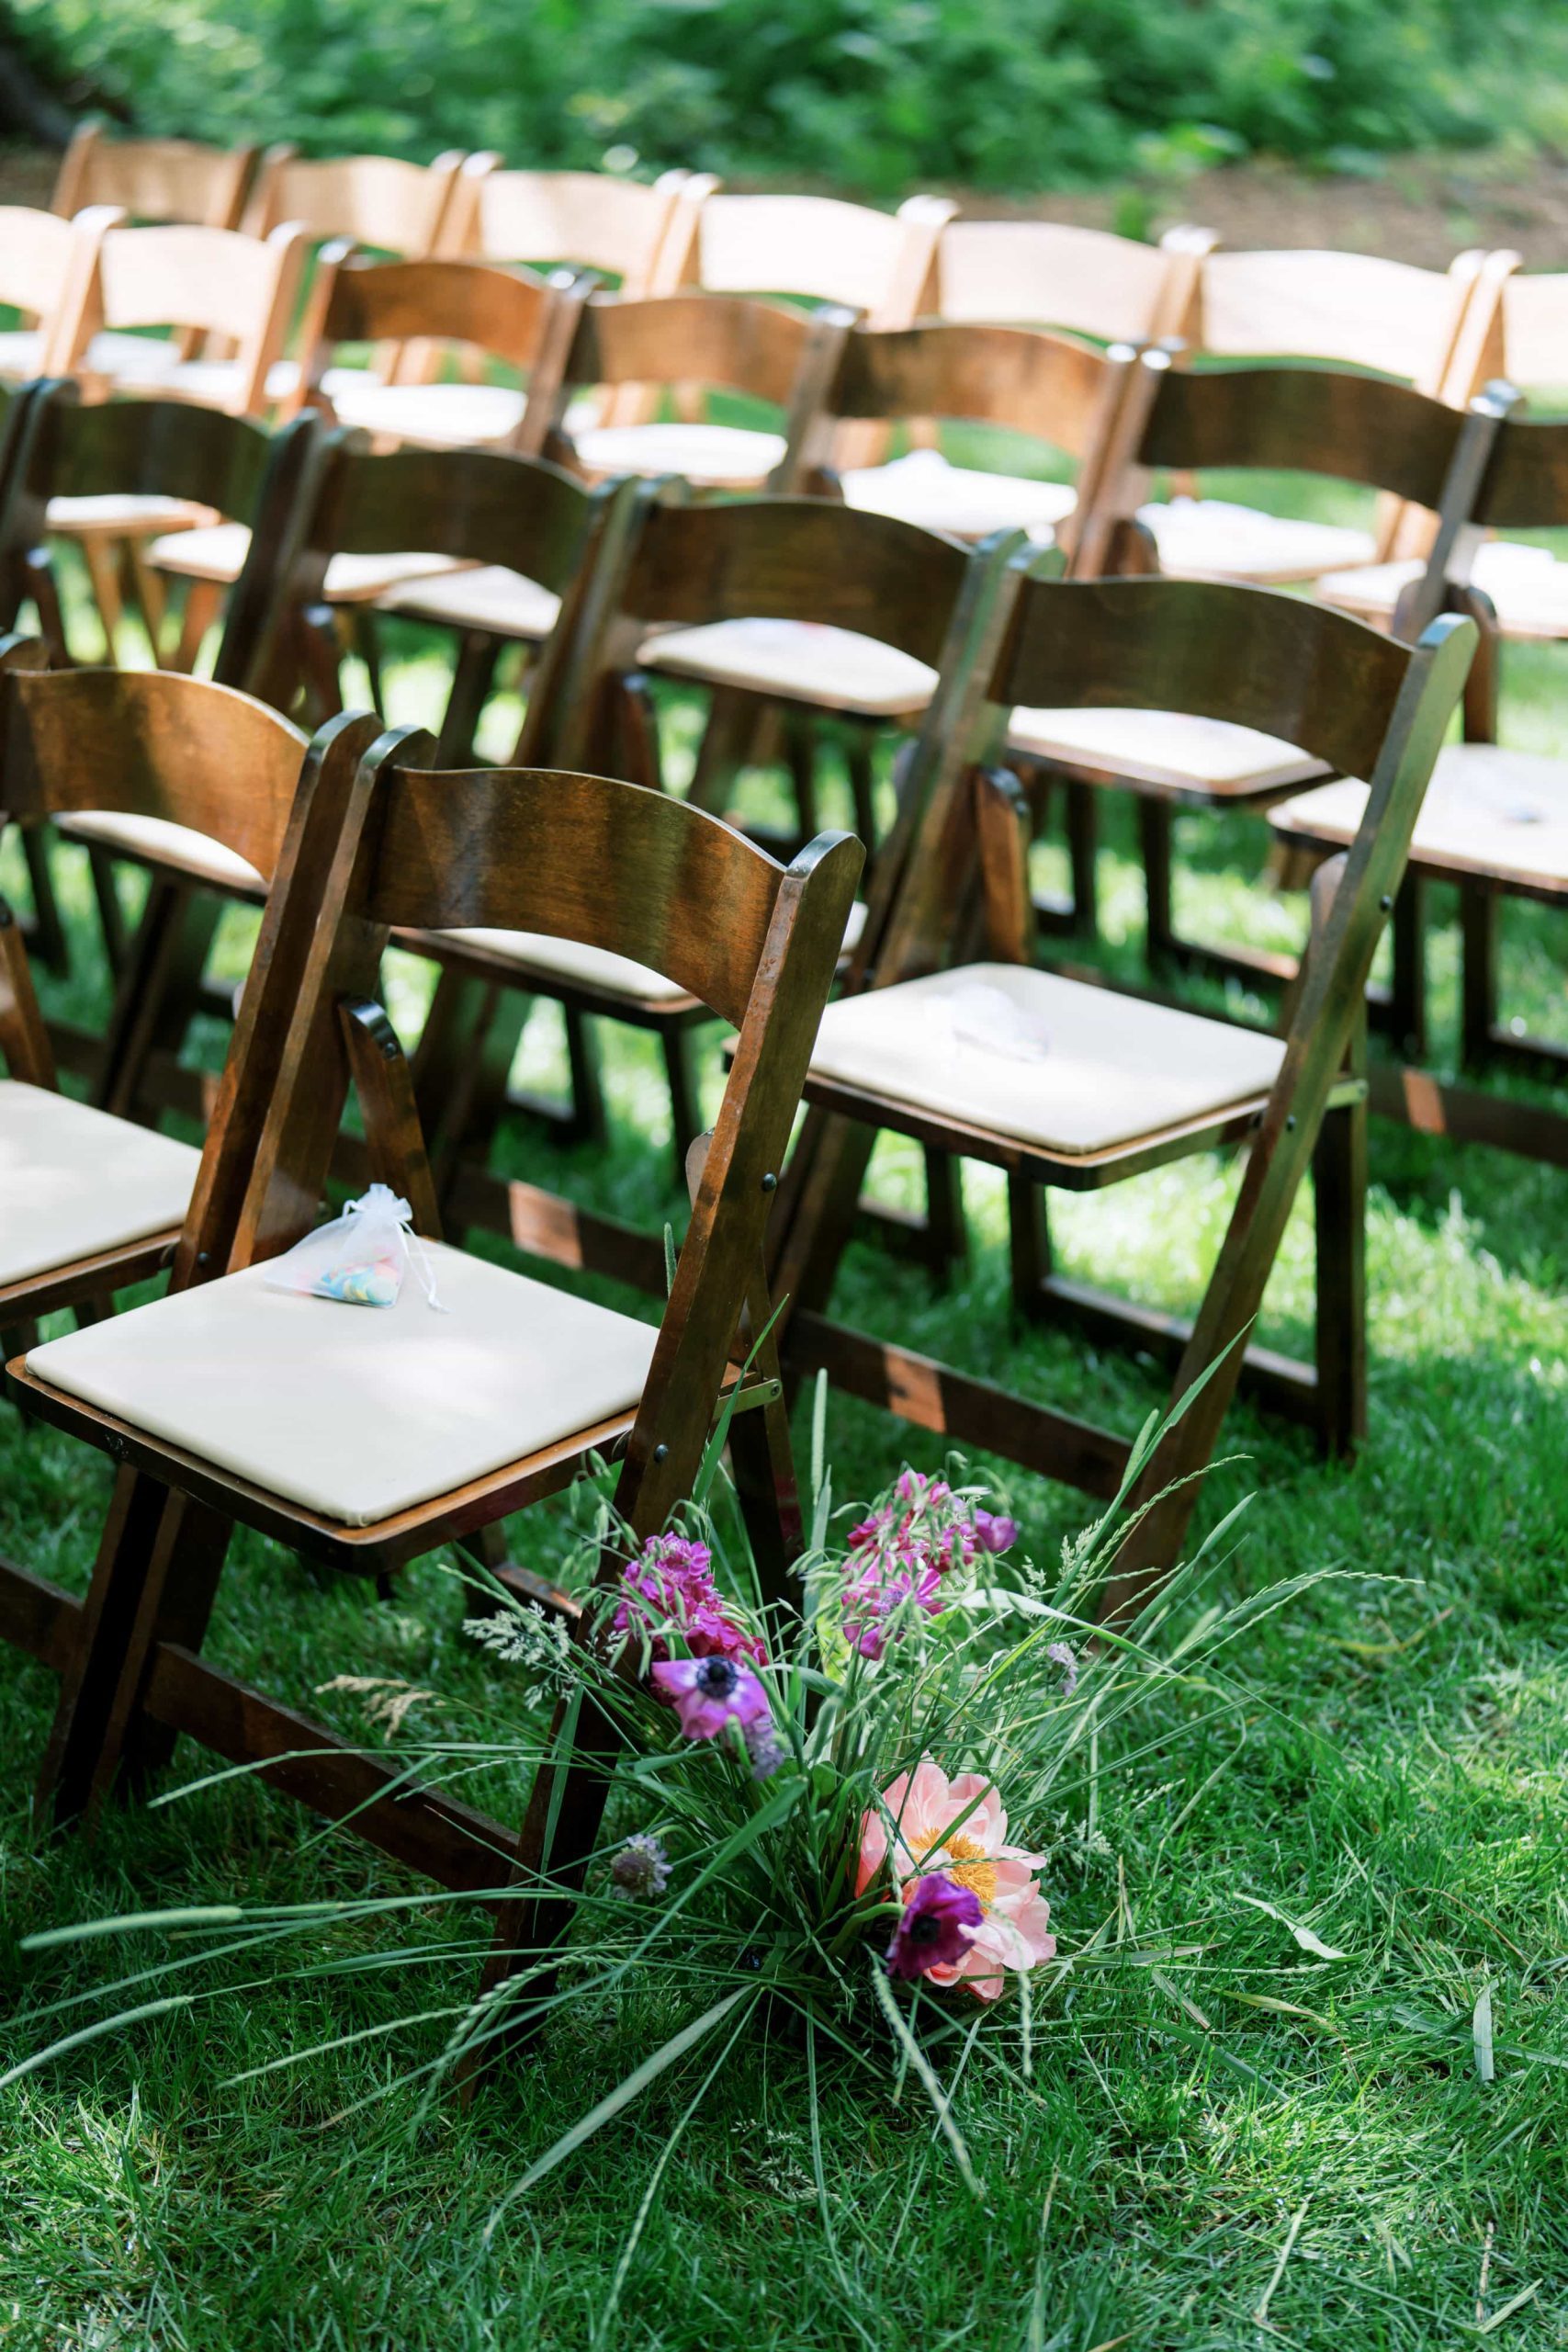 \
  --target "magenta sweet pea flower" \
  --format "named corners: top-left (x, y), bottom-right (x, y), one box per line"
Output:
top-left (651, 1654), bottom-right (772, 1741)
top-left (616, 1532), bottom-right (765, 1667)
top-left (886, 1871), bottom-right (983, 1980)
top-left (842, 1559), bottom-right (944, 1660)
